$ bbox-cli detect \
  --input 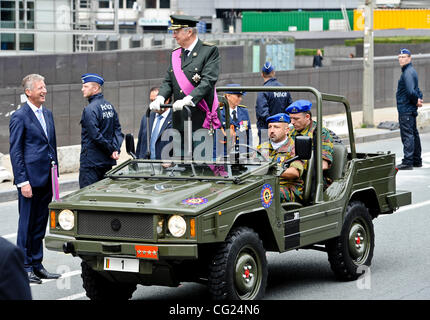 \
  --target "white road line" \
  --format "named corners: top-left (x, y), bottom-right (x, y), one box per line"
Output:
top-left (57, 292), bottom-right (87, 300)
top-left (396, 199), bottom-right (430, 213)
top-left (2, 233), bottom-right (17, 239)
top-left (30, 270), bottom-right (82, 287)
